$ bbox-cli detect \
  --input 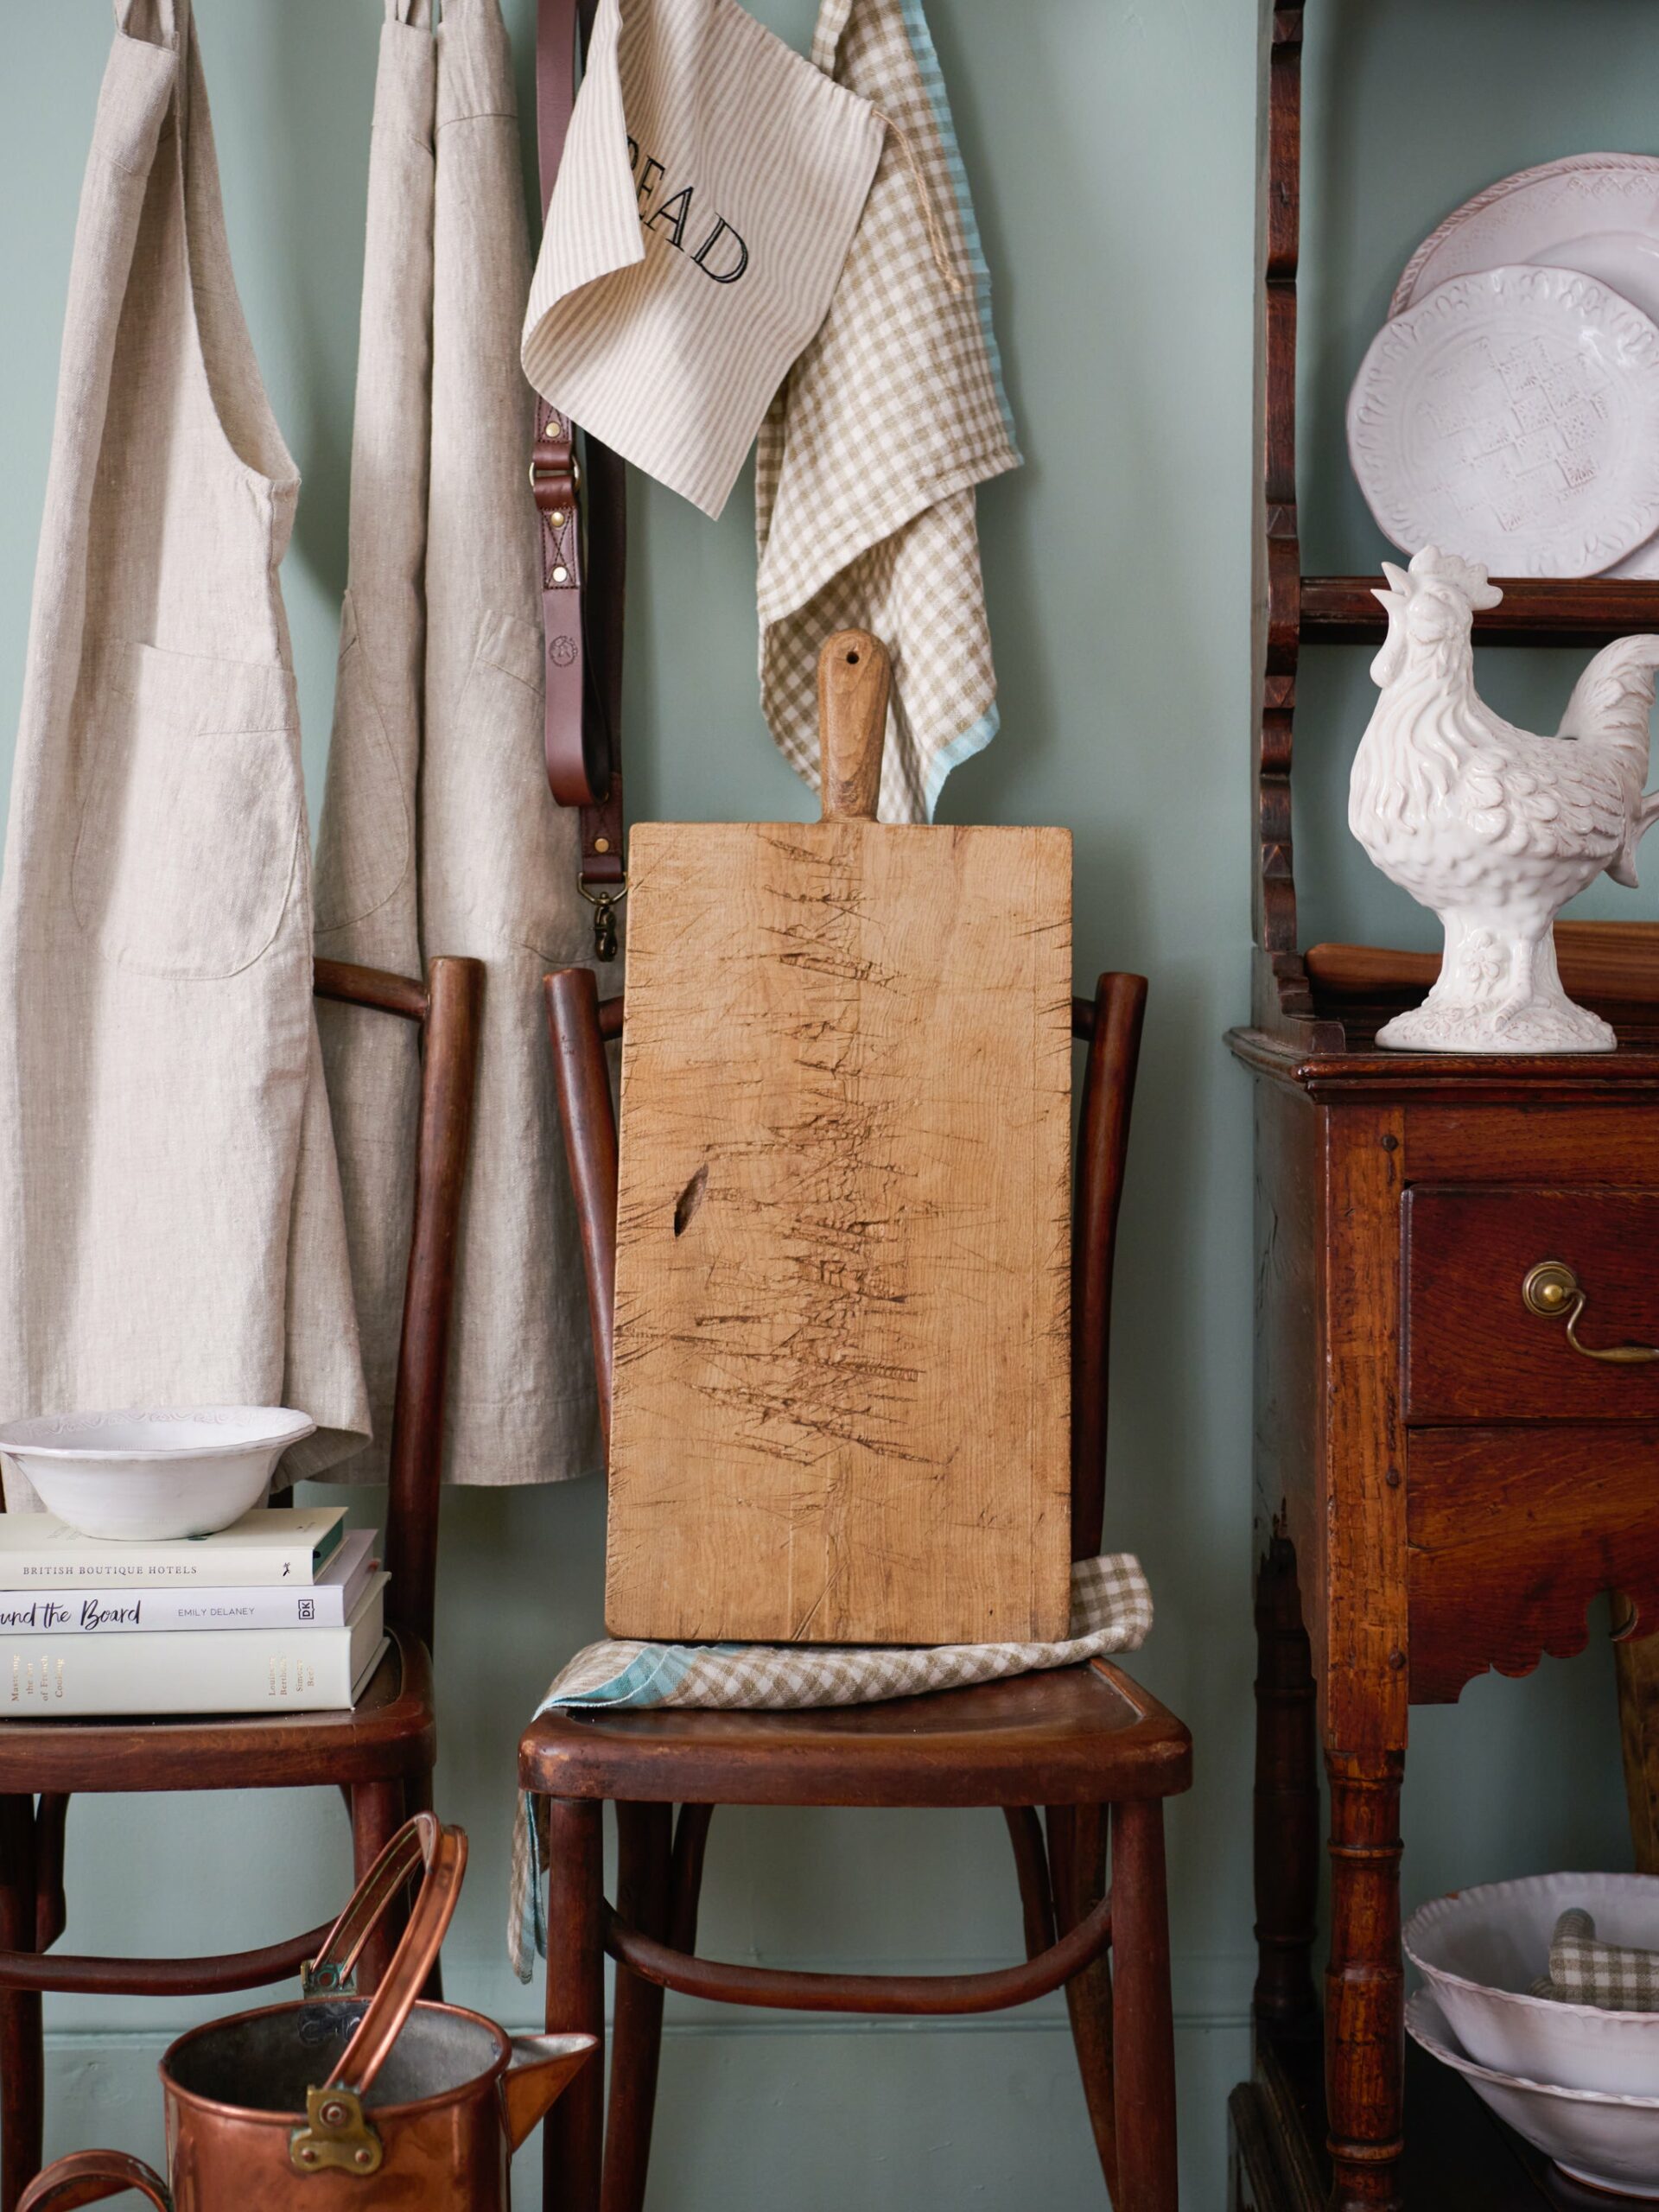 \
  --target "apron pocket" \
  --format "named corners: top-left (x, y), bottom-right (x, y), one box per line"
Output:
top-left (72, 644), bottom-right (304, 981)
top-left (448, 607), bottom-right (585, 963)
top-left (314, 594), bottom-right (413, 937)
